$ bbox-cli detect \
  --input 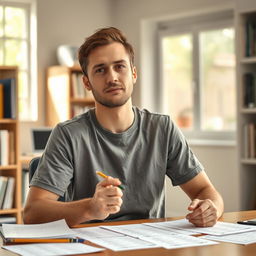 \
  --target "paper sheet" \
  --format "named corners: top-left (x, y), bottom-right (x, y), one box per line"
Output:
top-left (88, 236), bottom-right (159, 251)
top-left (2, 243), bottom-right (104, 256)
top-left (101, 223), bottom-right (218, 250)
top-left (204, 230), bottom-right (256, 245)
top-left (101, 223), bottom-right (179, 238)
top-left (73, 226), bottom-right (124, 240)
top-left (144, 222), bottom-right (199, 235)
top-left (141, 233), bottom-right (218, 249)
top-left (145, 219), bottom-right (256, 236)
top-left (2, 219), bottom-right (75, 239)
